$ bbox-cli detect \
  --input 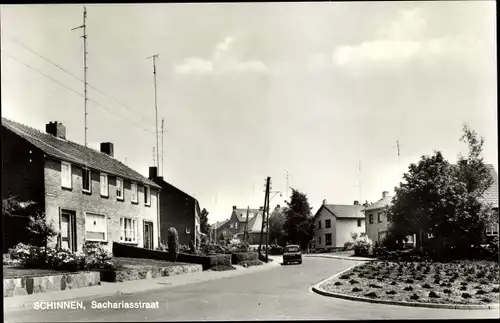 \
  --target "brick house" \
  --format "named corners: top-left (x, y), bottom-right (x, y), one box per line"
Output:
top-left (314, 200), bottom-right (366, 250)
top-left (148, 167), bottom-right (201, 247)
top-left (213, 206), bottom-right (264, 239)
top-left (2, 118), bottom-right (161, 252)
